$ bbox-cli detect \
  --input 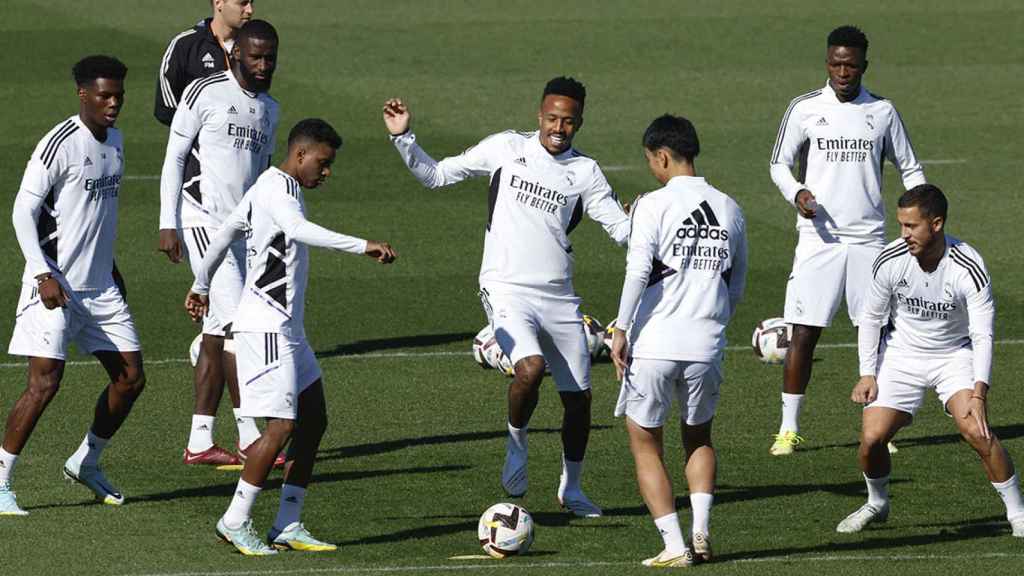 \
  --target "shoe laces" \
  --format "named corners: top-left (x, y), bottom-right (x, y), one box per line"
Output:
top-left (773, 431), bottom-right (804, 445)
